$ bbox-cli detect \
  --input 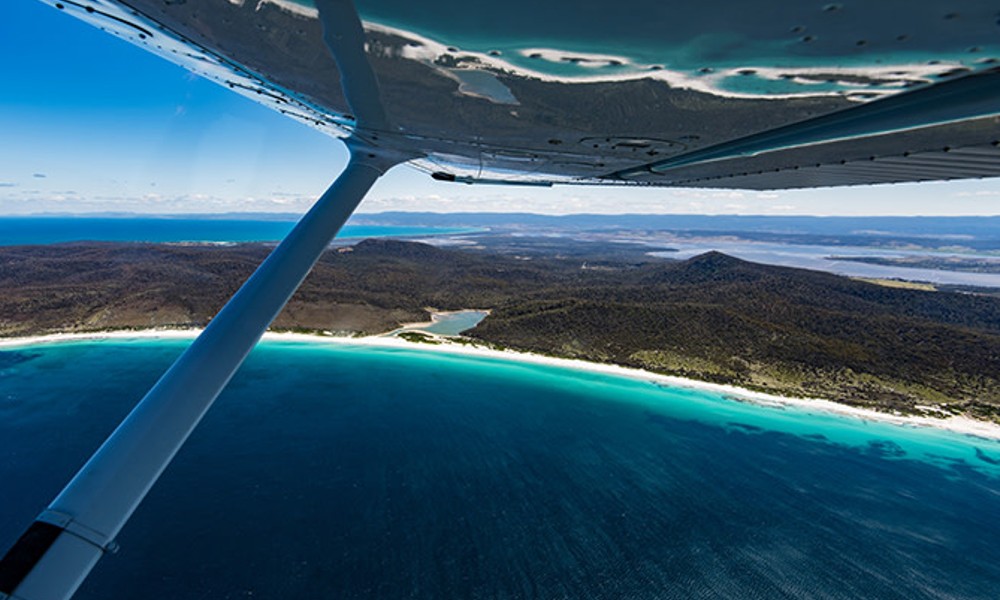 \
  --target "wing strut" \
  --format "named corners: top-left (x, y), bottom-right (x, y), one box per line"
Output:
top-left (0, 142), bottom-right (400, 600)
top-left (0, 2), bottom-right (408, 597)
